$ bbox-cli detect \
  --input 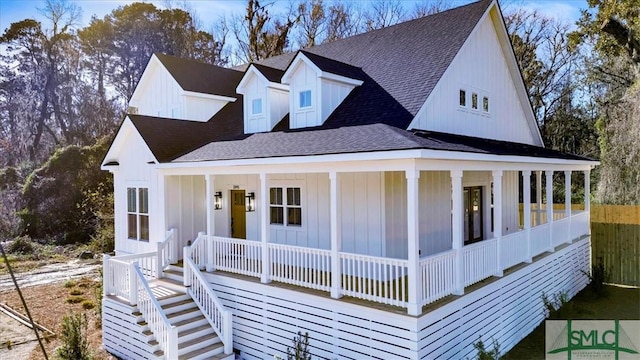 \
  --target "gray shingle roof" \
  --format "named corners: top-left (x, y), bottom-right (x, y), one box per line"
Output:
top-left (174, 123), bottom-right (592, 162)
top-left (155, 53), bottom-right (244, 97)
